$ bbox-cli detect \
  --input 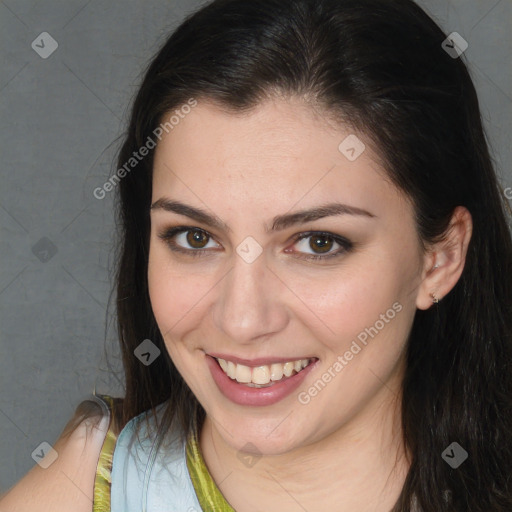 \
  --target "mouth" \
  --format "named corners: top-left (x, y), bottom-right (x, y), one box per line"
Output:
top-left (213, 356), bottom-right (317, 388)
